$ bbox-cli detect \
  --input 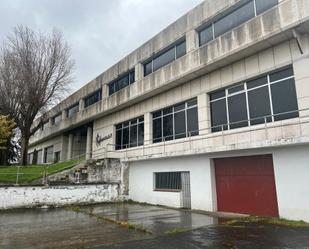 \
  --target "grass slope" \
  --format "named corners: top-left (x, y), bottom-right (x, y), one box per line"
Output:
top-left (0, 159), bottom-right (80, 184)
